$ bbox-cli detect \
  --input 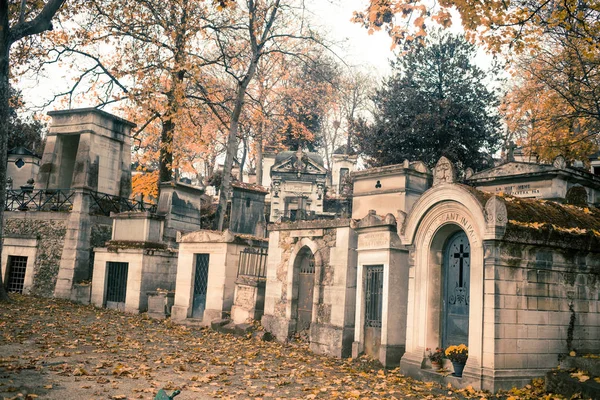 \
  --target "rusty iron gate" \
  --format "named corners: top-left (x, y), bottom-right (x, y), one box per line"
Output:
top-left (6, 256), bottom-right (27, 293)
top-left (192, 254), bottom-right (210, 319)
